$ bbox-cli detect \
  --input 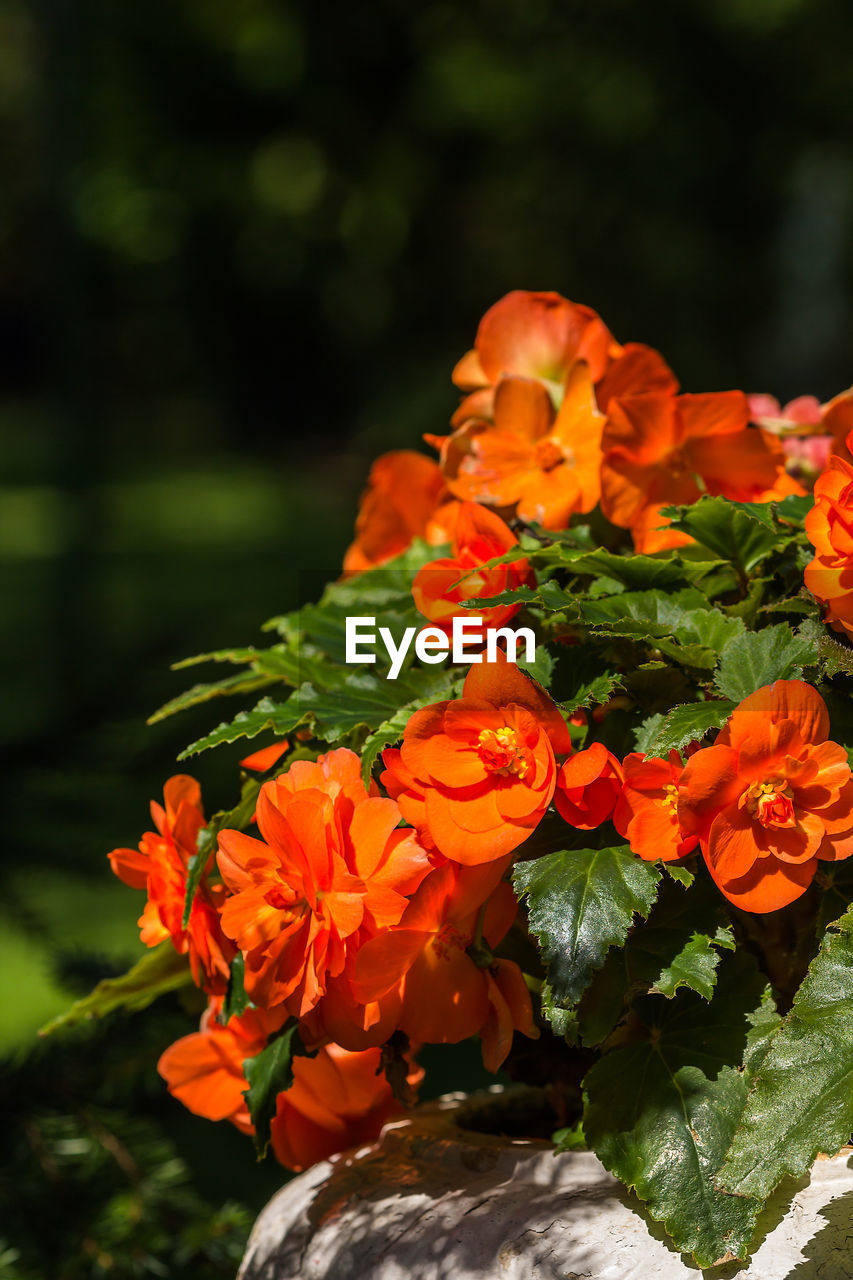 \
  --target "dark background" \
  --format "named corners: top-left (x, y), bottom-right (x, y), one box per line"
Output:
top-left (2, 0), bottom-right (852, 1274)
